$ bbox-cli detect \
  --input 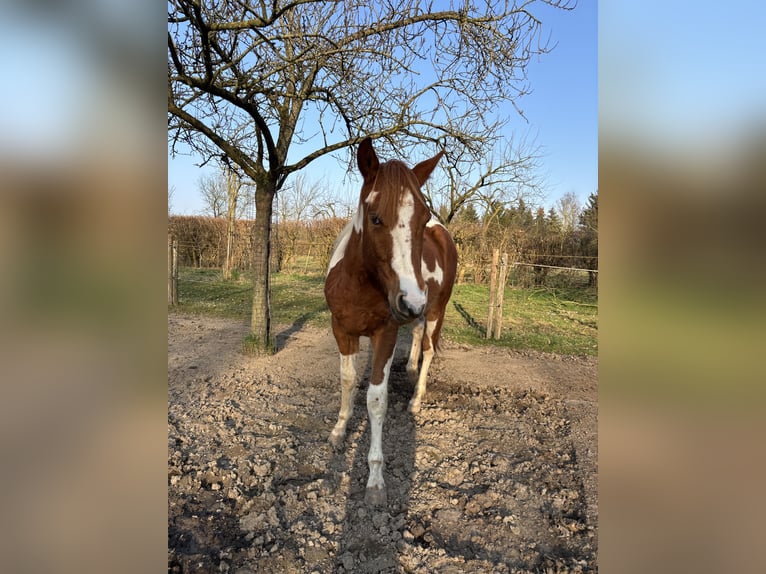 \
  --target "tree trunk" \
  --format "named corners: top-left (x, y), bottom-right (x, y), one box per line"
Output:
top-left (249, 182), bottom-right (275, 351)
top-left (223, 169), bottom-right (239, 280)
